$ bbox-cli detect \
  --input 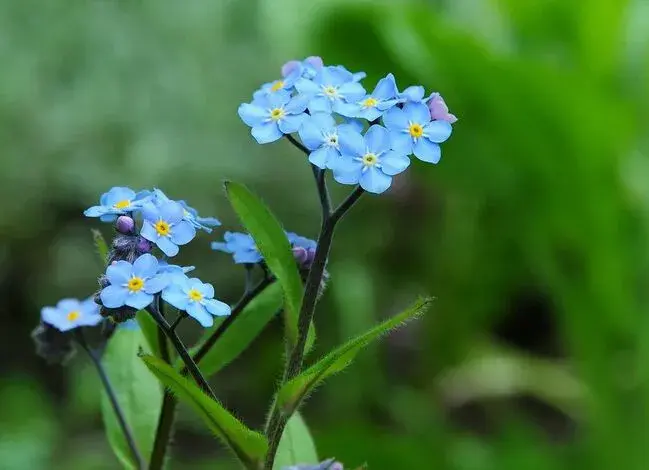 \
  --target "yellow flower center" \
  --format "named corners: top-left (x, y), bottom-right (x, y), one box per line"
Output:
top-left (67, 310), bottom-right (80, 322)
top-left (188, 289), bottom-right (203, 302)
top-left (362, 97), bottom-right (378, 108)
top-left (127, 277), bottom-right (144, 292)
top-left (362, 153), bottom-right (378, 166)
top-left (114, 200), bottom-right (131, 209)
top-left (323, 85), bottom-right (338, 97)
top-left (408, 123), bottom-right (424, 138)
top-left (270, 80), bottom-right (284, 92)
top-left (270, 108), bottom-right (285, 121)
top-left (155, 220), bottom-right (171, 236)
